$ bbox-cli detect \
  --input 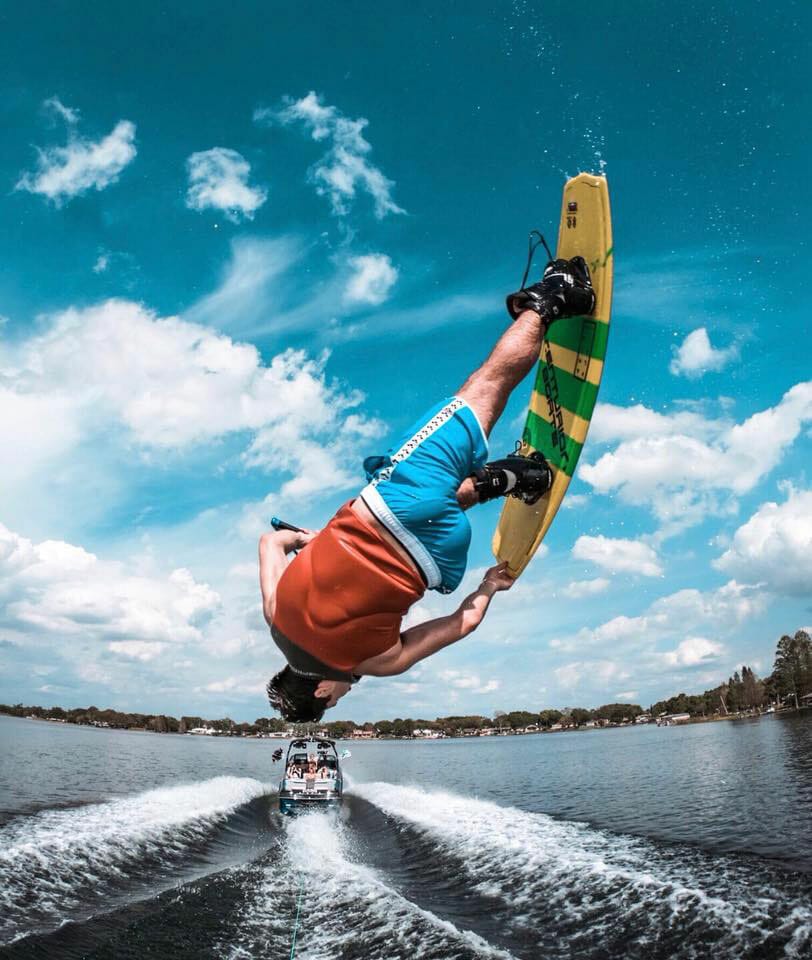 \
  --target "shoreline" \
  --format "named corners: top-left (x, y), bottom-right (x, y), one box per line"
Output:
top-left (4, 706), bottom-right (806, 741)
